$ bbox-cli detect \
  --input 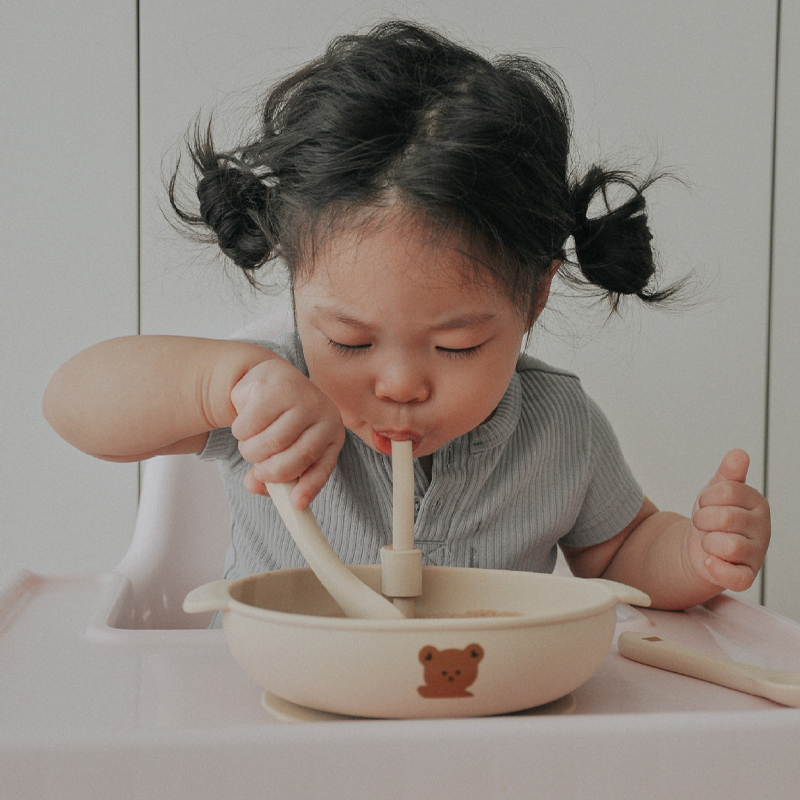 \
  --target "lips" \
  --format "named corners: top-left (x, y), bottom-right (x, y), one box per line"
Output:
top-left (372, 429), bottom-right (422, 456)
